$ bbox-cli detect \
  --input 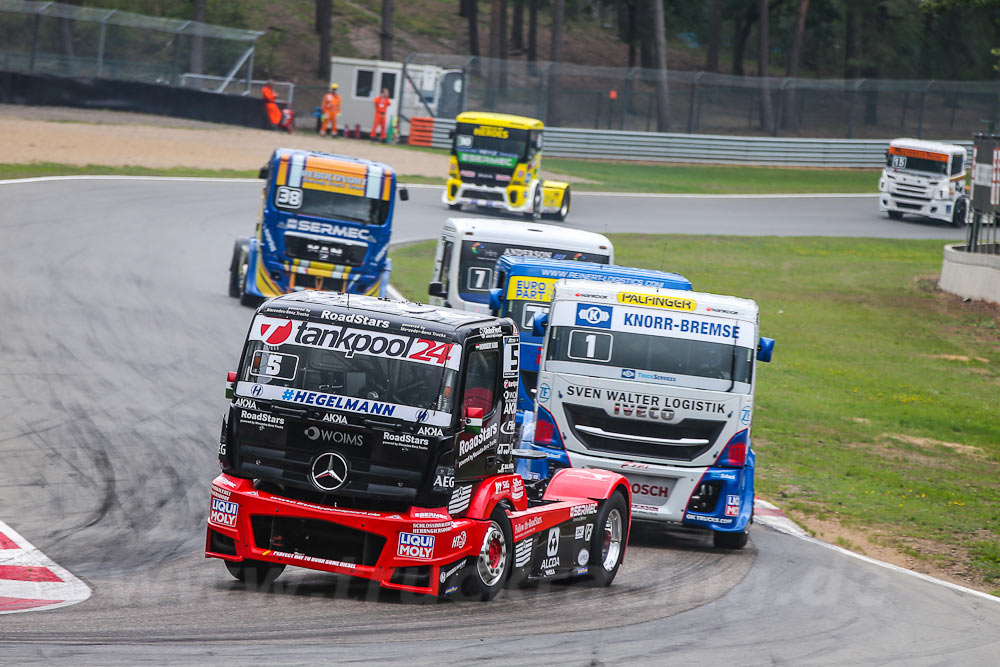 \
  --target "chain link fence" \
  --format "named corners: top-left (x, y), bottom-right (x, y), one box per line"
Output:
top-left (406, 53), bottom-right (1000, 141)
top-left (0, 0), bottom-right (262, 88)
